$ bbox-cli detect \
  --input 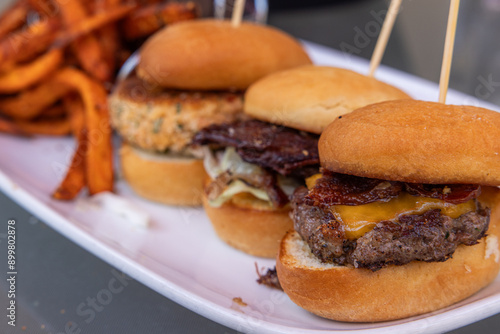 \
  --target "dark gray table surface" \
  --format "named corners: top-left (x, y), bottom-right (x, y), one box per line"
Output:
top-left (1, 1), bottom-right (500, 333)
